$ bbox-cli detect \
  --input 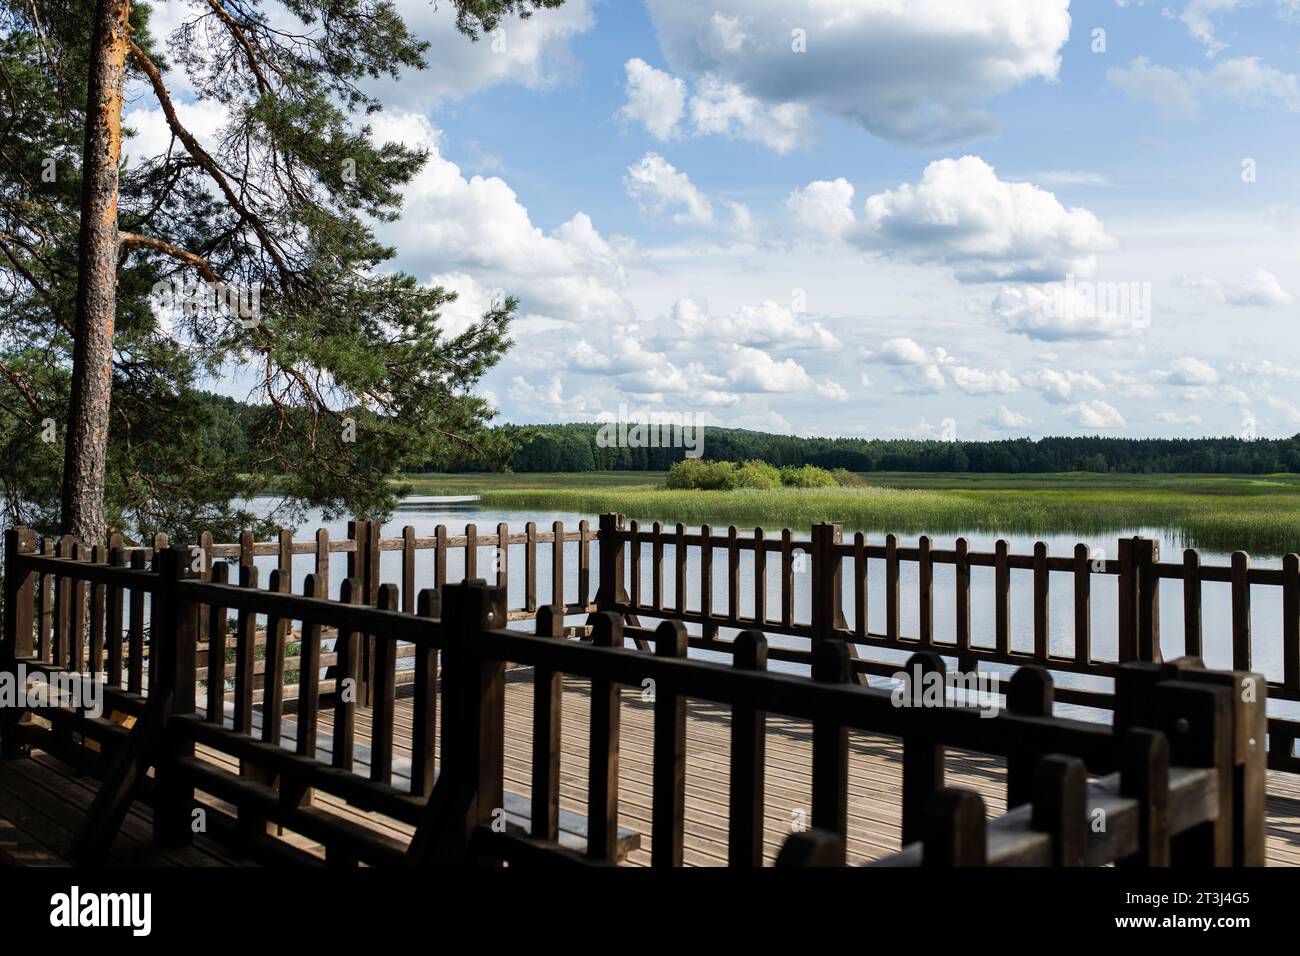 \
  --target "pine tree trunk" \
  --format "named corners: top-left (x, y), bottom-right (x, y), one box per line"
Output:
top-left (61, 0), bottom-right (131, 544)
